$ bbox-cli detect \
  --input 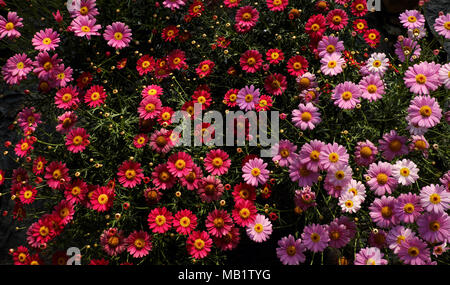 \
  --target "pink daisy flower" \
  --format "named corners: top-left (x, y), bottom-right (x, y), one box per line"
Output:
top-left (242, 158), bottom-right (269, 187)
top-left (366, 161), bottom-right (398, 196)
top-left (296, 72), bottom-right (318, 91)
top-left (70, 15), bottom-right (101, 40)
top-left (133, 134), bottom-right (148, 149)
top-left (417, 212), bottom-right (450, 243)
top-left (173, 209), bottom-right (198, 235)
top-left (246, 214), bottom-right (273, 243)
top-left (291, 103), bottom-right (321, 130)
top-left (378, 130), bottom-right (409, 161)
top-left (236, 85), bottom-right (260, 111)
top-left (137, 55), bottom-right (156, 76)
top-left (71, 0), bottom-right (100, 19)
top-left (90, 186), bottom-right (115, 212)
top-left (393, 193), bottom-right (422, 224)
top-left (54, 64), bottom-right (74, 88)
top-left (56, 111), bottom-right (77, 134)
top-left (332, 81), bottom-right (361, 110)
top-left (84, 85), bottom-right (107, 108)
top-left (319, 142), bottom-right (349, 171)
top-left (271, 139), bottom-right (298, 167)
top-left (320, 52), bottom-right (345, 76)
top-left (276, 235), bottom-right (306, 265)
top-left (404, 61), bottom-right (441, 95)
top-left (141, 84), bottom-right (163, 98)
top-left (317, 36), bottom-right (345, 57)
top-left (266, 48), bottom-right (284, 64)
top-left (44, 161), bottom-right (70, 190)
top-left (125, 231), bottom-right (152, 258)
top-left (386, 226), bottom-right (415, 254)
top-left (351, 0), bottom-right (368, 17)
top-left (197, 176), bottom-right (224, 203)
top-left (32, 28), bottom-right (60, 52)
top-left (65, 127), bottom-right (90, 153)
top-left (325, 164), bottom-right (353, 188)
top-left (64, 179), bottom-right (88, 205)
top-left (391, 159), bottom-right (419, 186)
top-left (256, 95), bottom-right (273, 112)
top-left (232, 200), bottom-right (257, 227)
top-left (301, 224), bottom-right (330, 252)
top-left (399, 10), bottom-right (425, 30)
top-left (339, 192), bottom-right (361, 213)
top-left (440, 171), bottom-right (450, 190)
top-left (420, 184), bottom-right (450, 214)
top-left (286, 55), bottom-right (308, 77)
top-left (206, 209), bottom-right (233, 238)
top-left (439, 63), bottom-right (450, 89)
top-left (394, 37), bottom-right (421, 63)
top-left (289, 158), bottom-right (320, 187)
top-left (33, 51), bottom-right (62, 81)
top-left (204, 149), bottom-right (231, 176)
top-left (240, 50), bottom-right (263, 73)
top-left (407, 95), bottom-right (442, 129)
top-left (152, 163), bottom-right (176, 190)
top-left (359, 74), bottom-right (385, 102)
top-left (18, 185), bottom-right (37, 205)
top-left (138, 96), bottom-right (162, 120)
top-left (214, 227), bottom-right (241, 251)
top-left (117, 160), bottom-right (144, 188)
top-left (103, 22), bottom-right (132, 50)
top-left (15, 138), bottom-right (34, 158)
top-left (264, 73), bottom-right (287, 96)
top-left (298, 140), bottom-right (324, 172)
top-left (434, 13), bottom-right (450, 39)
top-left (326, 9), bottom-right (348, 30)
top-left (326, 220), bottom-right (351, 248)
top-left (100, 228), bottom-right (126, 256)
top-left (294, 187), bottom-right (317, 211)
top-left (224, 88), bottom-right (239, 107)
top-left (354, 247), bottom-right (388, 265)
top-left (397, 236), bottom-right (430, 265)
top-left (304, 14), bottom-right (327, 40)
top-left (266, 0), bottom-right (288, 11)
top-left (354, 140), bottom-right (378, 167)
top-left (186, 231), bottom-right (212, 259)
top-left (147, 207), bottom-right (173, 234)
top-left (369, 196), bottom-right (399, 228)
top-left (180, 165), bottom-right (203, 191)
top-left (167, 151), bottom-right (194, 178)
top-left (167, 49), bottom-right (186, 70)
top-left (0, 12), bottom-right (23, 40)
top-left (235, 6), bottom-right (259, 29)
top-left (163, 0), bottom-right (186, 10)
top-left (1, 53), bottom-right (33, 85)
top-left (224, 0), bottom-right (241, 8)
top-left (26, 216), bottom-right (57, 248)
top-left (32, 156), bottom-right (47, 176)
